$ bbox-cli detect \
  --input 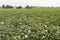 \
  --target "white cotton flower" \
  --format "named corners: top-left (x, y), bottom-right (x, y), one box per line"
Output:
top-left (19, 22), bottom-right (22, 24)
top-left (45, 25), bottom-right (47, 28)
top-left (31, 35), bottom-right (34, 36)
top-left (21, 33), bottom-right (24, 35)
top-left (43, 36), bottom-right (45, 38)
top-left (28, 30), bottom-right (31, 33)
top-left (57, 31), bottom-right (59, 34)
top-left (57, 27), bottom-right (59, 29)
top-left (0, 22), bottom-right (4, 24)
top-left (25, 35), bottom-right (28, 38)
top-left (42, 36), bottom-right (45, 39)
top-left (45, 30), bottom-right (48, 32)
